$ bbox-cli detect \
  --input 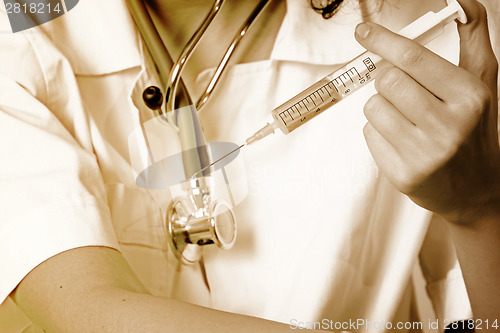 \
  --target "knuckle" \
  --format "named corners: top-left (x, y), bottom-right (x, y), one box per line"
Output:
top-left (362, 123), bottom-right (377, 142)
top-left (364, 94), bottom-right (392, 125)
top-left (442, 131), bottom-right (463, 156)
top-left (464, 81), bottom-right (491, 116)
top-left (470, 55), bottom-right (498, 87)
top-left (363, 94), bottom-right (382, 117)
top-left (375, 67), bottom-right (404, 94)
top-left (362, 123), bottom-right (372, 138)
top-left (392, 168), bottom-right (416, 195)
top-left (393, 162), bottom-right (431, 197)
top-left (400, 45), bottom-right (425, 69)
